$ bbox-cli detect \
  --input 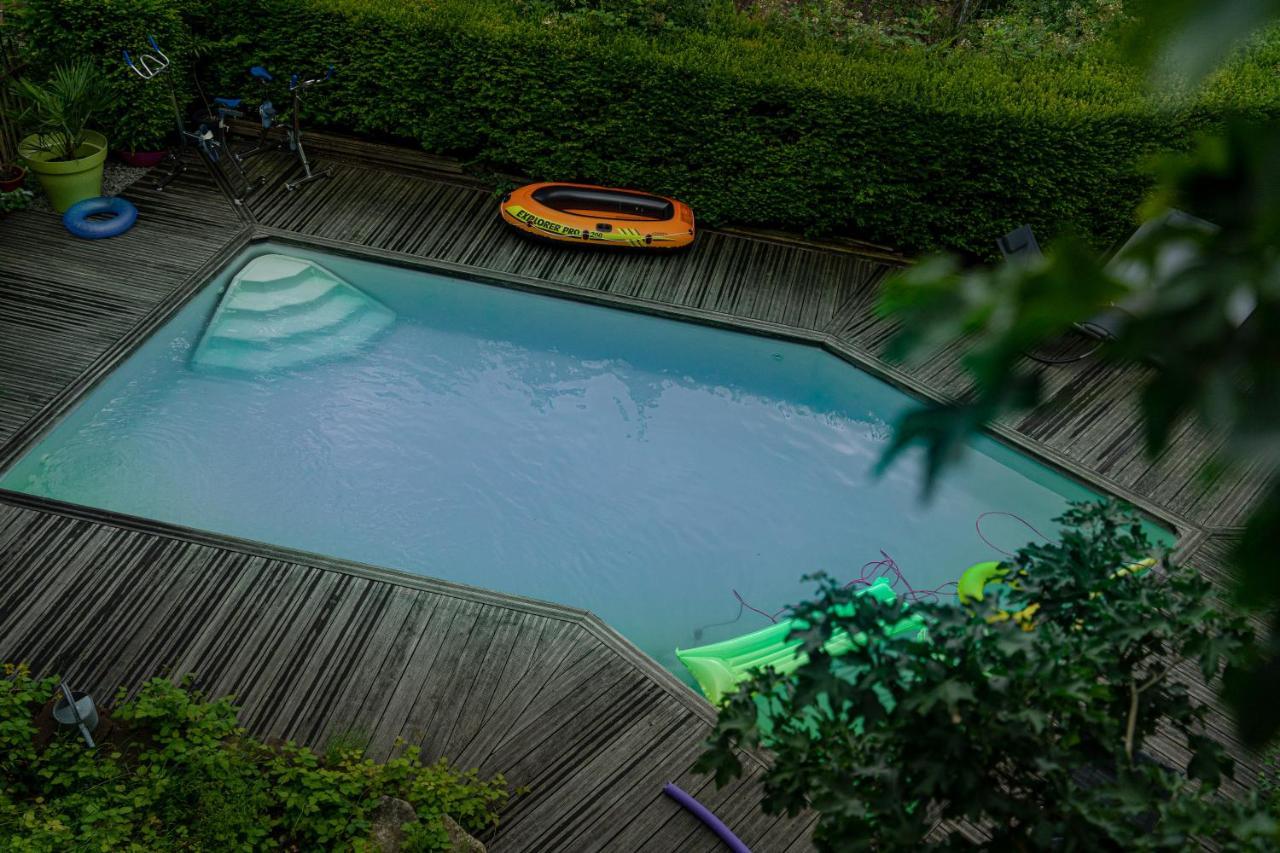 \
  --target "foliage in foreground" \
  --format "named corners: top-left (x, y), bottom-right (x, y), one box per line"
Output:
top-left (697, 502), bottom-right (1276, 850)
top-left (0, 668), bottom-right (511, 851)
top-left (875, 0), bottom-right (1280, 743)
